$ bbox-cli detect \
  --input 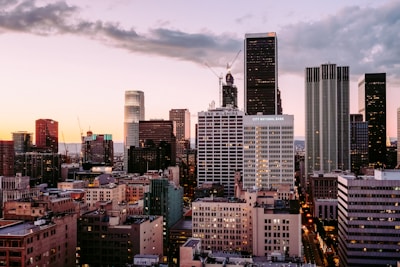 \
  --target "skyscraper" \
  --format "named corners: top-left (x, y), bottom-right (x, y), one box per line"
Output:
top-left (244, 32), bottom-right (282, 115)
top-left (350, 114), bottom-right (368, 174)
top-left (124, 90), bottom-right (145, 171)
top-left (0, 141), bottom-right (14, 176)
top-left (305, 63), bottom-right (350, 175)
top-left (197, 107), bottom-right (244, 197)
top-left (128, 120), bottom-right (176, 174)
top-left (358, 73), bottom-right (386, 168)
top-left (169, 109), bottom-right (190, 158)
top-left (397, 107), bottom-right (400, 167)
top-left (35, 119), bottom-right (58, 153)
top-left (243, 114), bottom-right (294, 189)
